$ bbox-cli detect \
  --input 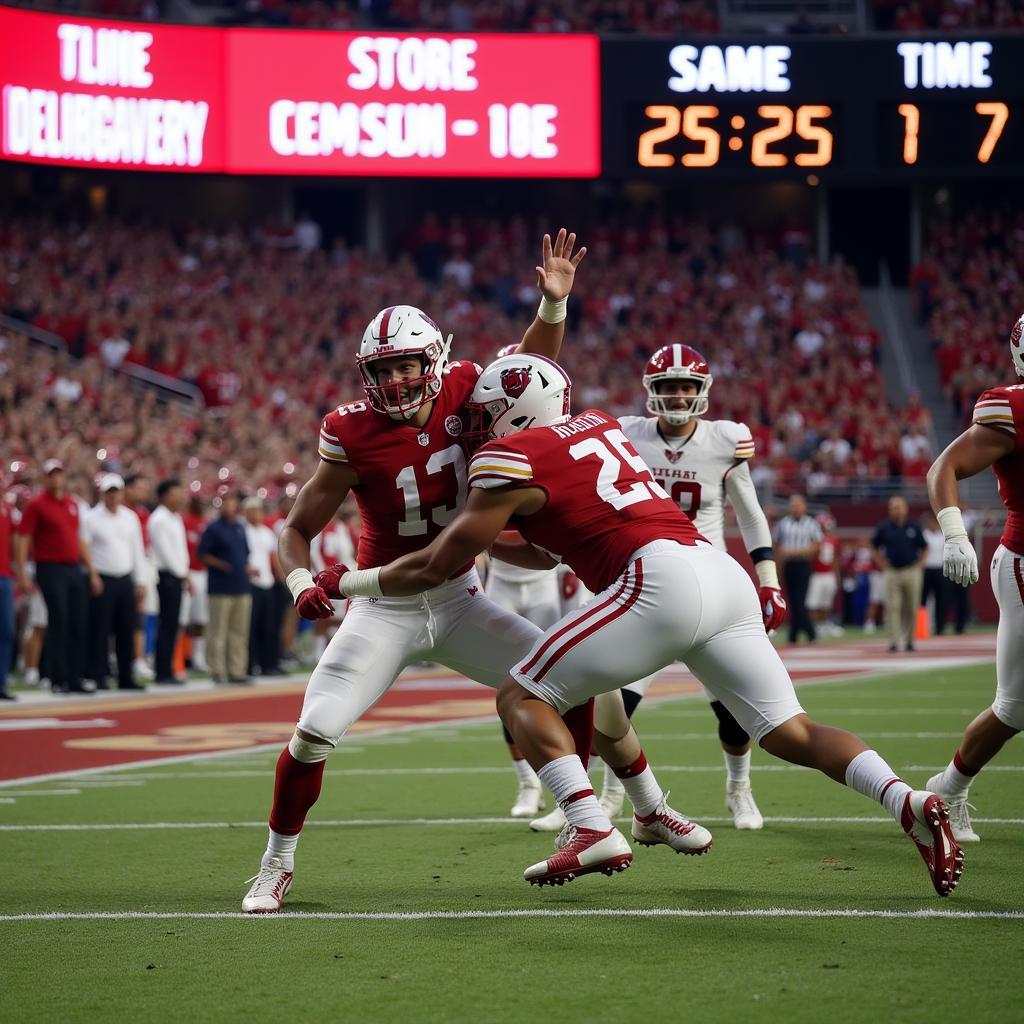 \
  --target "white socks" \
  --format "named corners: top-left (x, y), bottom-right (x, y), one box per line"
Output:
top-left (937, 759), bottom-right (974, 801)
top-left (538, 755), bottom-right (612, 832)
top-left (845, 749), bottom-right (911, 822)
top-left (618, 766), bottom-right (663, 818)
top-left (513, 758), bottom-right (540, 787)
top-left (264, 829), bottom-right (299, 870)
top-left (724, 750), bottom-right (751, 788)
